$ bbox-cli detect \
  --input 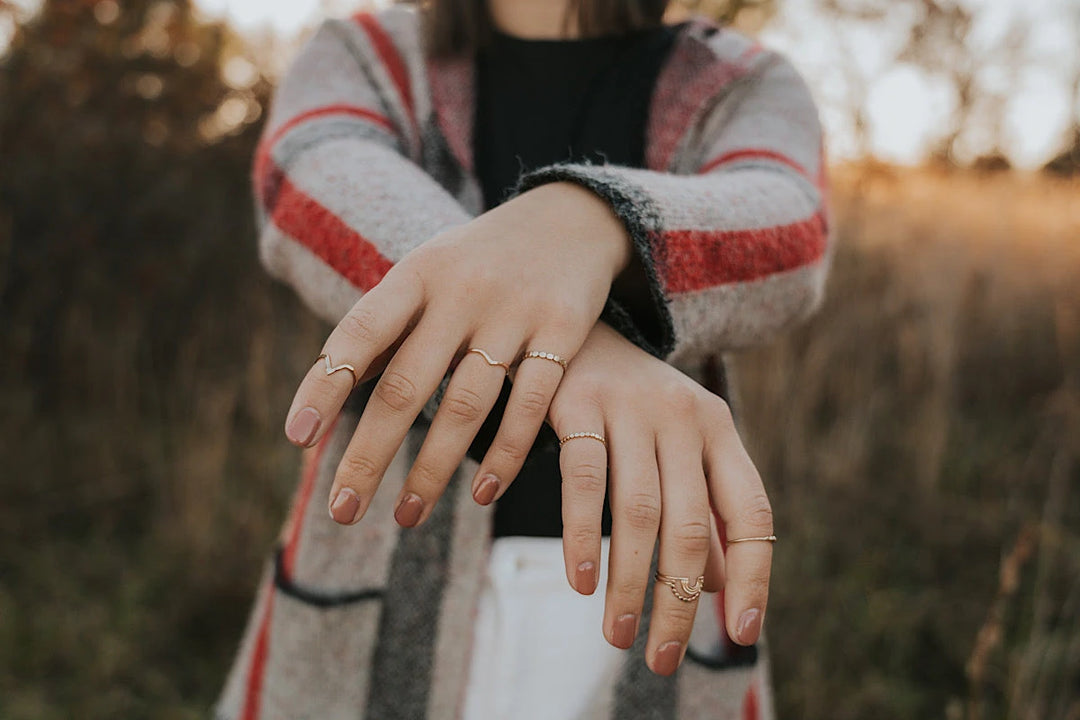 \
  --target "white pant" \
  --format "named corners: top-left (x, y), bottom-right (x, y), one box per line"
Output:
top-left (463, 537), bottom-right (623, 720)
